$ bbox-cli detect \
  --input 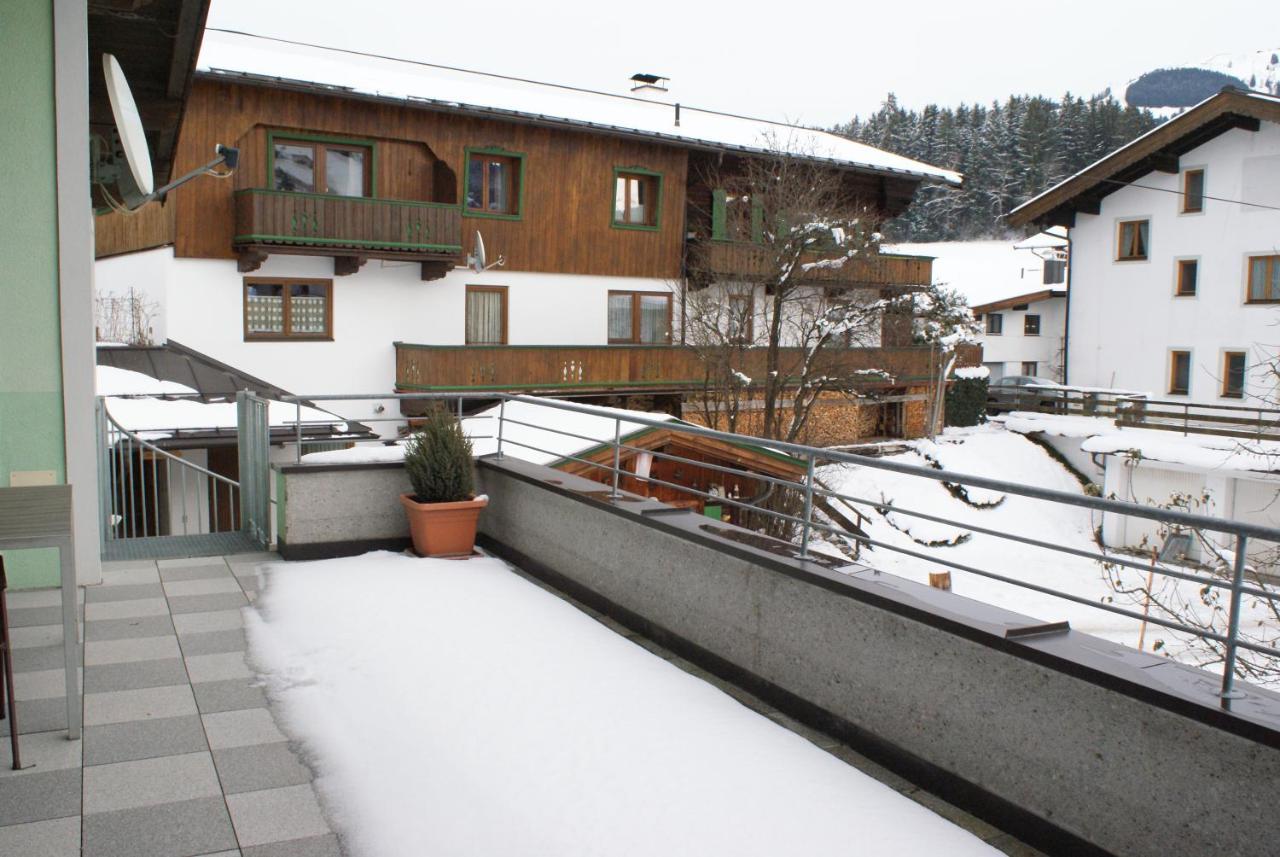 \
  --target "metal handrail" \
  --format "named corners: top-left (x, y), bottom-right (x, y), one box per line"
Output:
top-left (277, 391), bottom-right (1280, 701)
